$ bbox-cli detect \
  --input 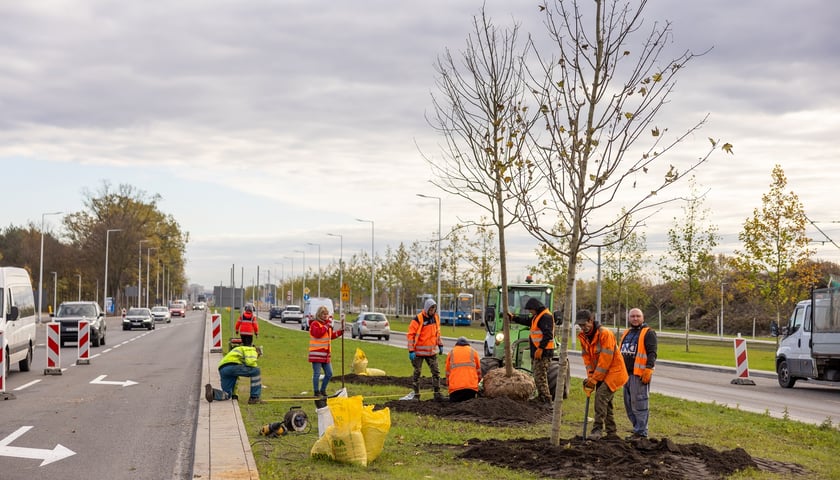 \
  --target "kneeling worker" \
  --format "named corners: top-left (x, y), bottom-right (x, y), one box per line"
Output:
top-left (445, 336), bottom-right (481, 402)
top-left (205, 344), bottom-right (265, 404)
